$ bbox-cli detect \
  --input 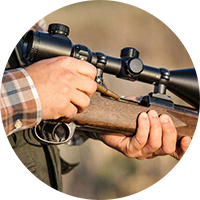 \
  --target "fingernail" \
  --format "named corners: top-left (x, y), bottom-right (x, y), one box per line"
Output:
top-left (141, 112), bottom-right (148, 119)
top-left (161, 115), bottom-right (169, 123)
top-left (149, 110), bottom-right (157, 118)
